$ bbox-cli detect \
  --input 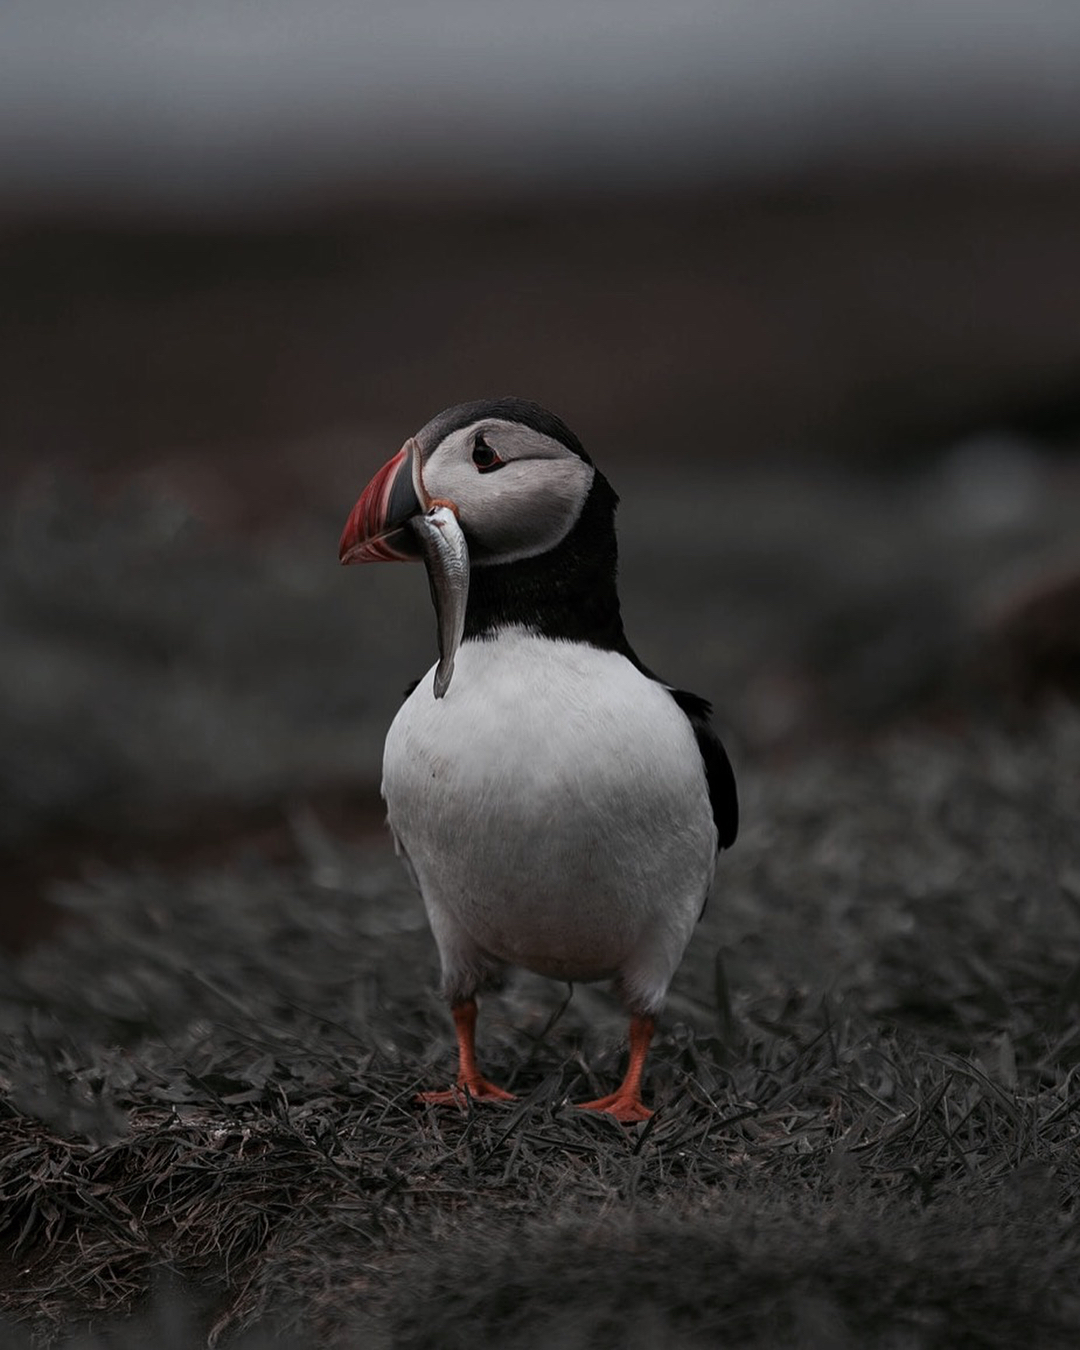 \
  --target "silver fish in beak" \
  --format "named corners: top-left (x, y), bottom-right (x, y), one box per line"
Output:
top-left (337, 448), bottom-right (469, 698)
top-left (411, 504), bottom-right (470, 699)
